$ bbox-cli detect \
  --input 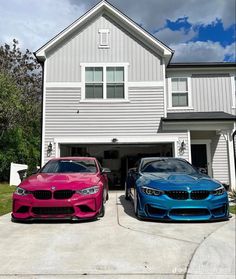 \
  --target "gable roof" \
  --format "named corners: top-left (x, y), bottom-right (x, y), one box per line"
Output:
top-left (35, 0), bottom-right (173, 62)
